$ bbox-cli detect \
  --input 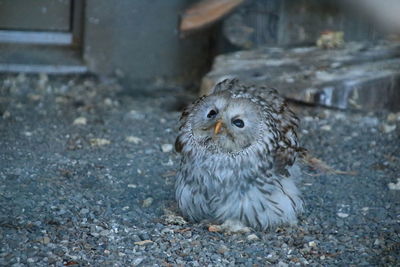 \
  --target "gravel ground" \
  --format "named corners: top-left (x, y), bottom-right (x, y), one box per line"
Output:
top-left (0, 74), bottom-right (399, 266)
